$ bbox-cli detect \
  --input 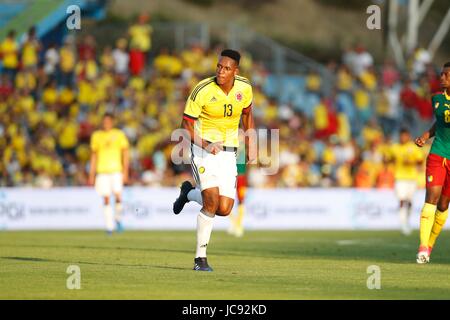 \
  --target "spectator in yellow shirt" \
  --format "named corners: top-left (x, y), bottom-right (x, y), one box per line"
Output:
top-left (21, 26), bottom-right (41, 70)
top-left (128, 13), bottom-right (152, 53)
top-left (42, 80), bottom-right (58, 107)
top-left (1, 30), bottom-right (19, 81)
top-left (75, 51), bottom-right (98, 81)
top-left (128, 13), bottom-right (152, 75)
top-left (57, 116), bottom-right (79, 156)
top-left (59, 39), bottom-right (76, 86)
top-left (100, 46), bottom-right (114, 72)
